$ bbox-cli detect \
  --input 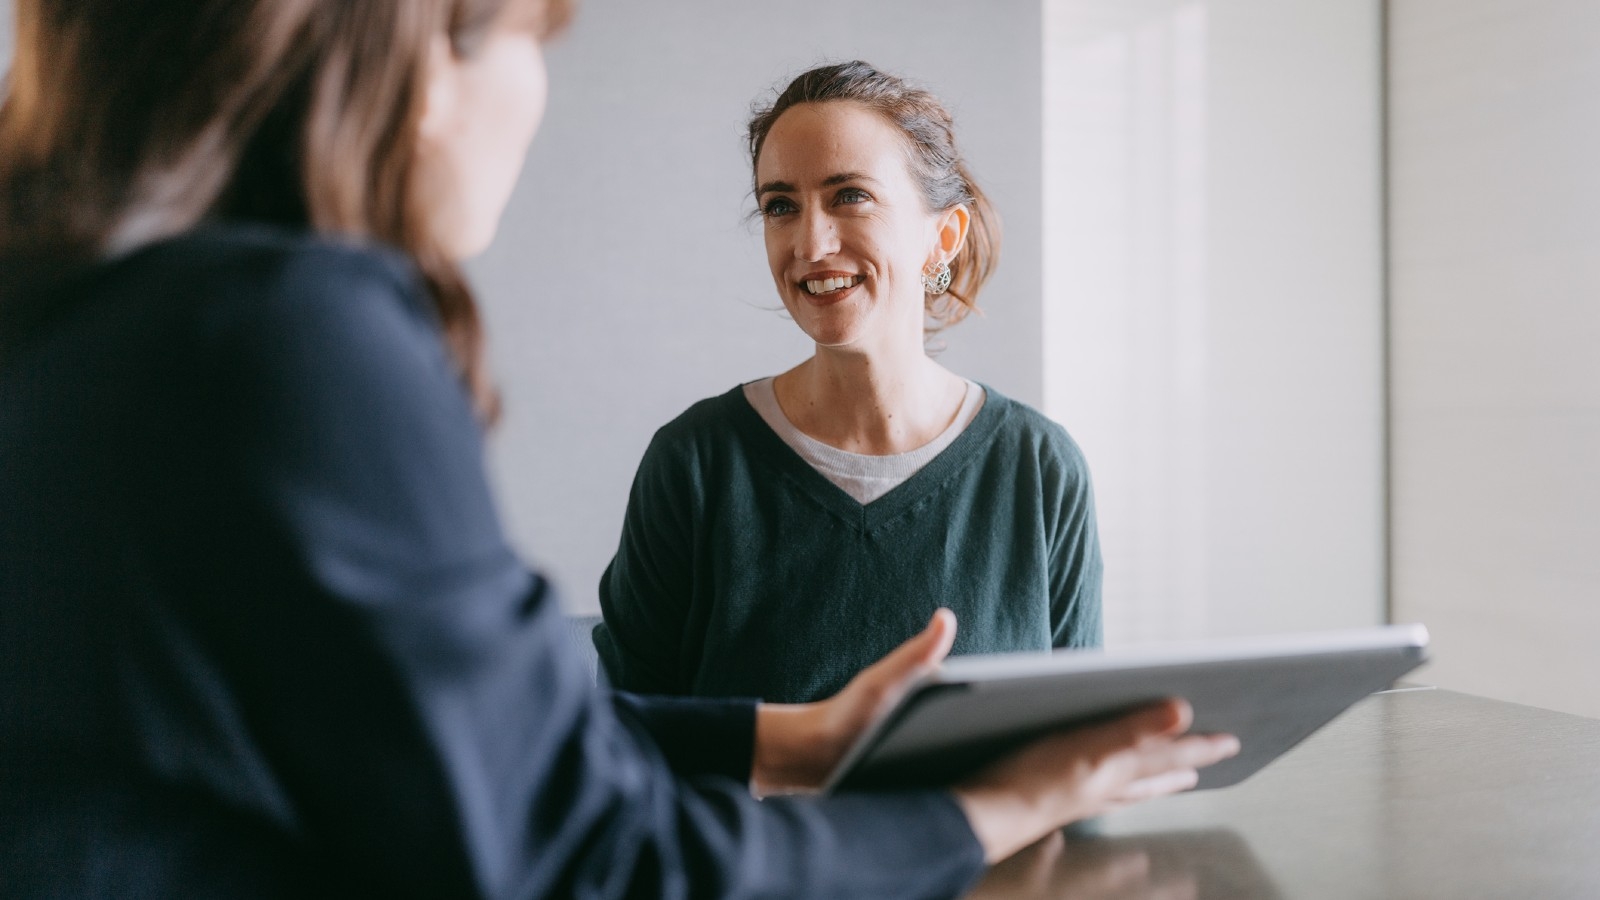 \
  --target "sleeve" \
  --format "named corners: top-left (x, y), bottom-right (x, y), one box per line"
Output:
top-left (592, 431), bottom-right (699, 695)
top-left (1044, 431), bottom-right (1105, 649)
top-left (609, 692), bottom-right (756, 781)
top-left (172, 245), bottom-right (986, 899)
